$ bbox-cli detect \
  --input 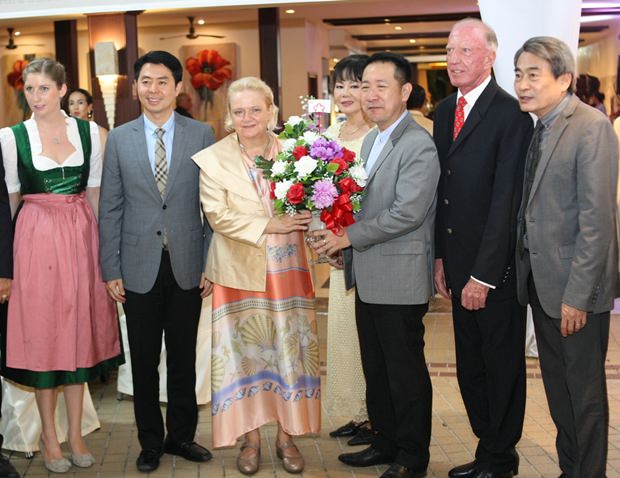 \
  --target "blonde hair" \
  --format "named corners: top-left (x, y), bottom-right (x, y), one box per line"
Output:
top-left (225, 76), bottom-right (279, 132)
top-left (23, 58), bottom-right (66, 87)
